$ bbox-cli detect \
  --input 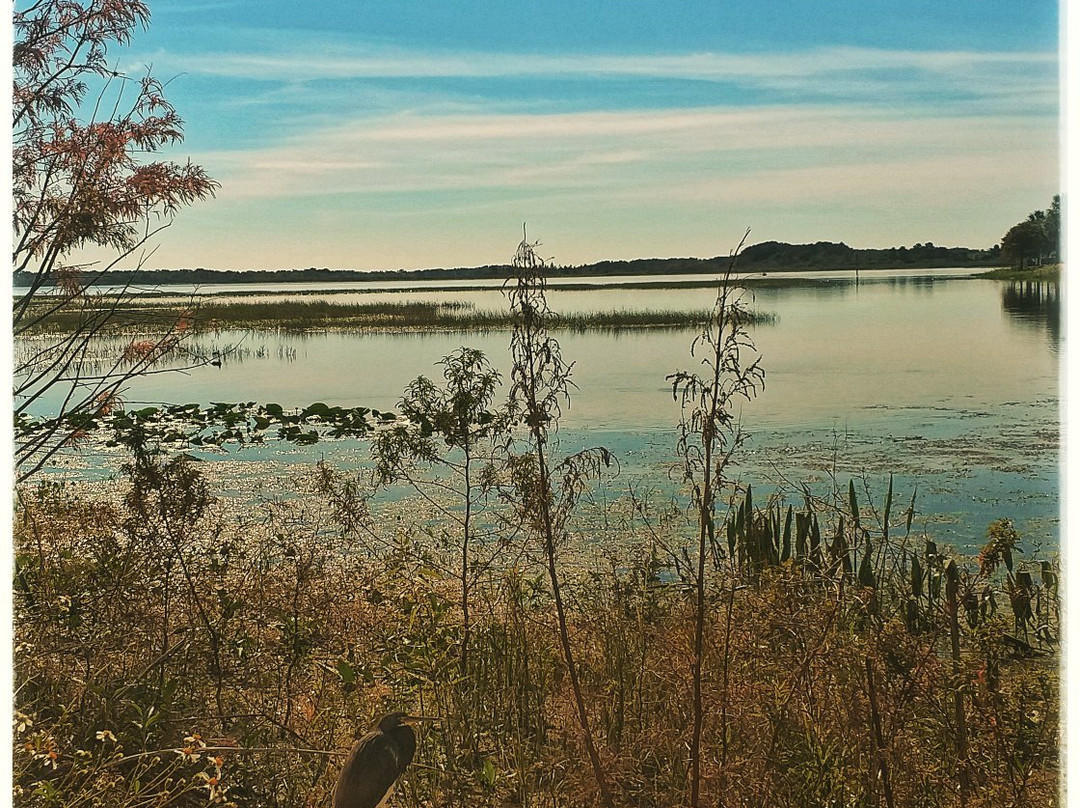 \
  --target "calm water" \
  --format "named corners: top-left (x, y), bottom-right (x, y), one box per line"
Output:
top-left (35, 265), bottom-right (986, 299)
top-left (23, 272), bottom-right (1060, 552)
